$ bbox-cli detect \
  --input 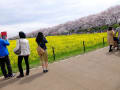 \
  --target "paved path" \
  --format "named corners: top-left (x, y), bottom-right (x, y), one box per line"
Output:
top-left (1, 47), bottom-right (120, 90)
